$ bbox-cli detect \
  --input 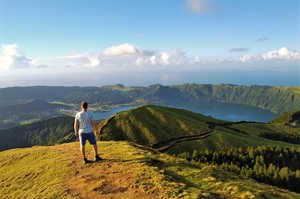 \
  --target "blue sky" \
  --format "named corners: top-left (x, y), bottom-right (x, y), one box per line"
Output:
top-left (0, 0), bottom-right (299, 87)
